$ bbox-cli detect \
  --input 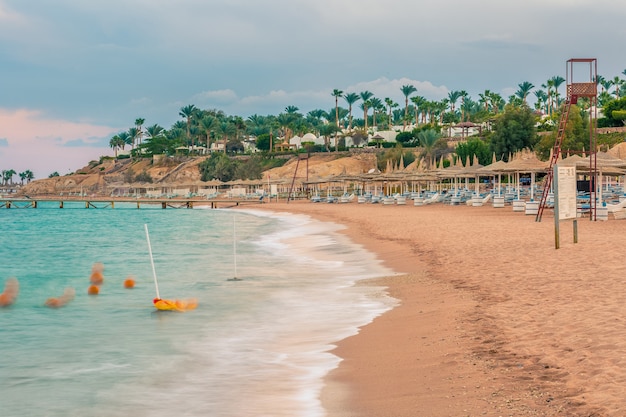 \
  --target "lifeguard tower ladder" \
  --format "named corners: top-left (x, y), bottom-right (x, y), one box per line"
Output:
top-left (536, 58), bottom-right (598, 222)
top-left (287, 153), bottom-right (310, 202)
